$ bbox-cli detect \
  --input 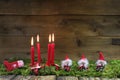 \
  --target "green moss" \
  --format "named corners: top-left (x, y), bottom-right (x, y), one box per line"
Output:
top-left (0, 58), bottom-right (120, 78)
